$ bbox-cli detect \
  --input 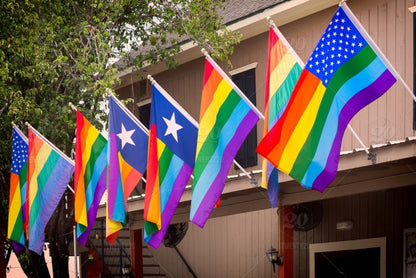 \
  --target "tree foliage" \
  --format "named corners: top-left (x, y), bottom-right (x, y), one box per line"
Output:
top-left (0, 0), bottom-right (240, 276)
